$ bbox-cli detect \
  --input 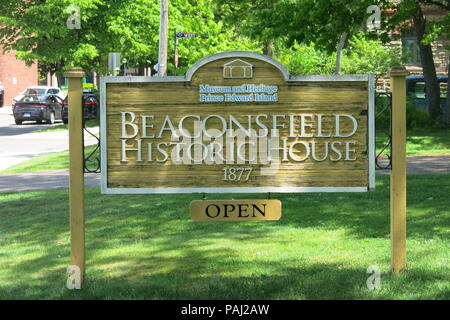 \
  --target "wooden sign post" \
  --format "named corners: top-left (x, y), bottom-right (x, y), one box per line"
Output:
top-left (64, 67), bottom-right (86, 285)
top-left (389, 66), bottom-right (409, 274)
